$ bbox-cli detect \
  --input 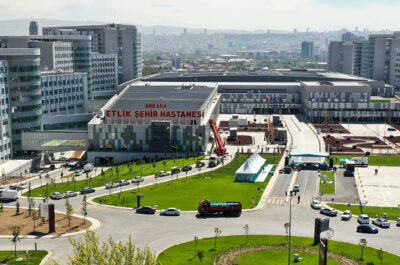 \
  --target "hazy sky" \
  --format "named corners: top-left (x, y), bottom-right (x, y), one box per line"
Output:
top-left (0, 0), bottom-right (399, 31)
